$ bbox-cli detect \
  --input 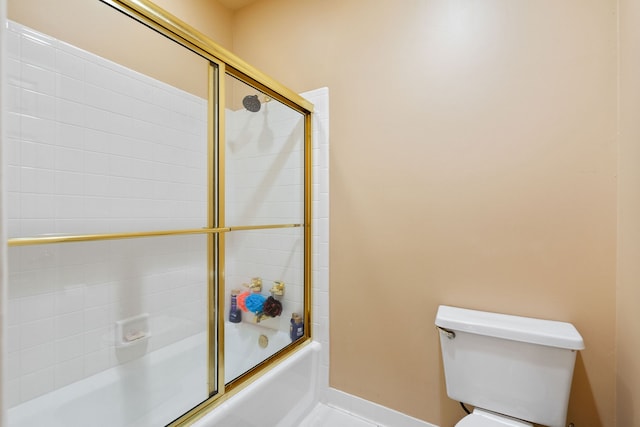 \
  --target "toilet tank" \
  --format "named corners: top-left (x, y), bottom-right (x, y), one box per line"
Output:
top-left (435, 306), bottom-right (584, 427)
